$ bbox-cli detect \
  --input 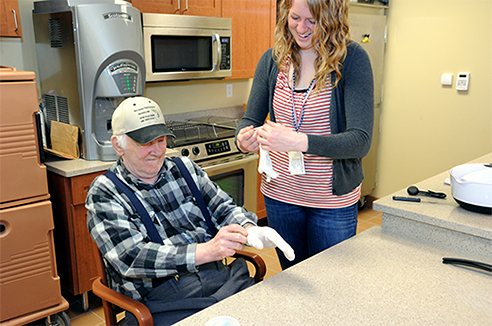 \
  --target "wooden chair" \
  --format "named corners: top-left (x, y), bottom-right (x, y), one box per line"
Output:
top-left (91, 240), bottom-right (266, 326)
